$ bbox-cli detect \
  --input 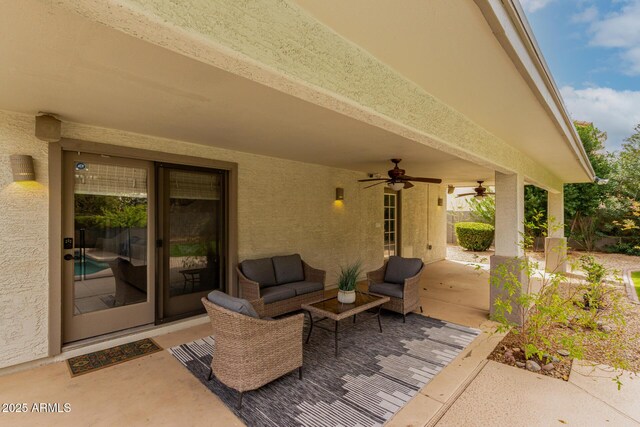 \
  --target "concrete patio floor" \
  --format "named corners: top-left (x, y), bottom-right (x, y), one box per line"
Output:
top-left (7, 259), bottom-right (636, 427)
